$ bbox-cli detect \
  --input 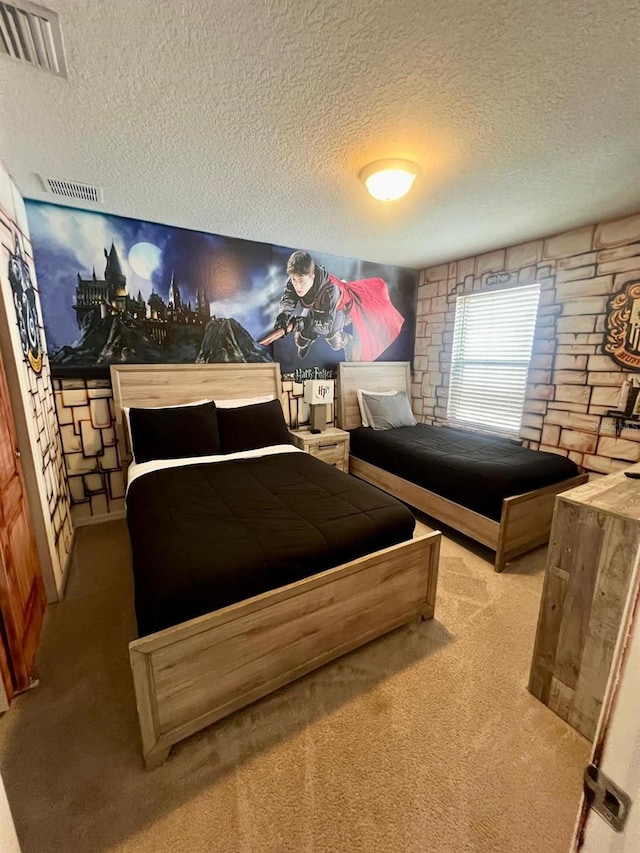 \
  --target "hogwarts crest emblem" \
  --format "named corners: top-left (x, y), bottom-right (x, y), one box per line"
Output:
top-left (8, 235), bottom-right (42, 375)
top-left (604, 279), bottom-right (640, 371)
